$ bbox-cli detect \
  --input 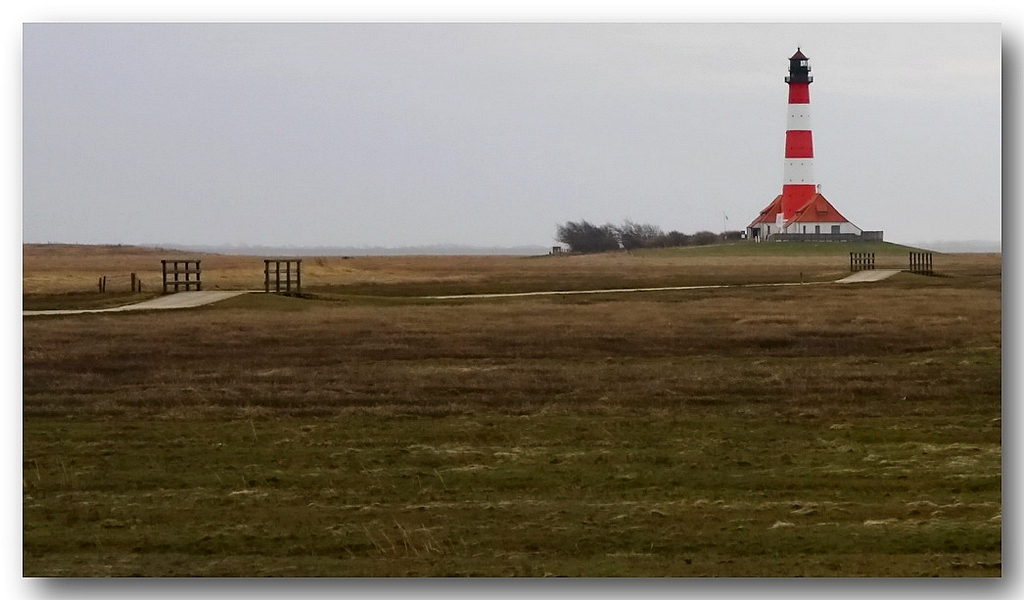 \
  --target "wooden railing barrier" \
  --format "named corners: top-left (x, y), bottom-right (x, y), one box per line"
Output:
top-left (161, 260), bottom-right (202, 293)
top-left (850, 252), bottom-right (875, 272)
top-left (264, 259), bottom-right (302, 294)
top-left (908, 252), bottom-right (933, 275)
